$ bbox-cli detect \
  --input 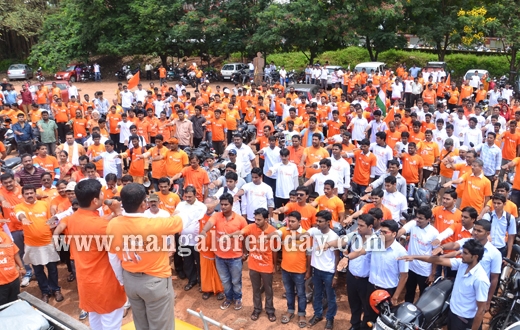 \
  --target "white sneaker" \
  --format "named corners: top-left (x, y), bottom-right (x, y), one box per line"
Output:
top-left (124, 298), bottom-right (131, 309)
top-left (20, 277), bottom-right (30, 287)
